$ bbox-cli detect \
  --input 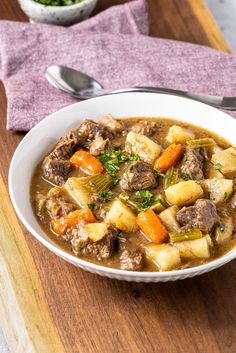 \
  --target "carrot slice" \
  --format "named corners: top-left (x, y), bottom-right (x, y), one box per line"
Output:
top-left (137, 209), bottom-right (168, 244)
top-left (154, 143), bottom-right (183, 173)
top-left (70, 151), bottom-right (104, 175)
top-left (52, 208), bottom-right (95, 237)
